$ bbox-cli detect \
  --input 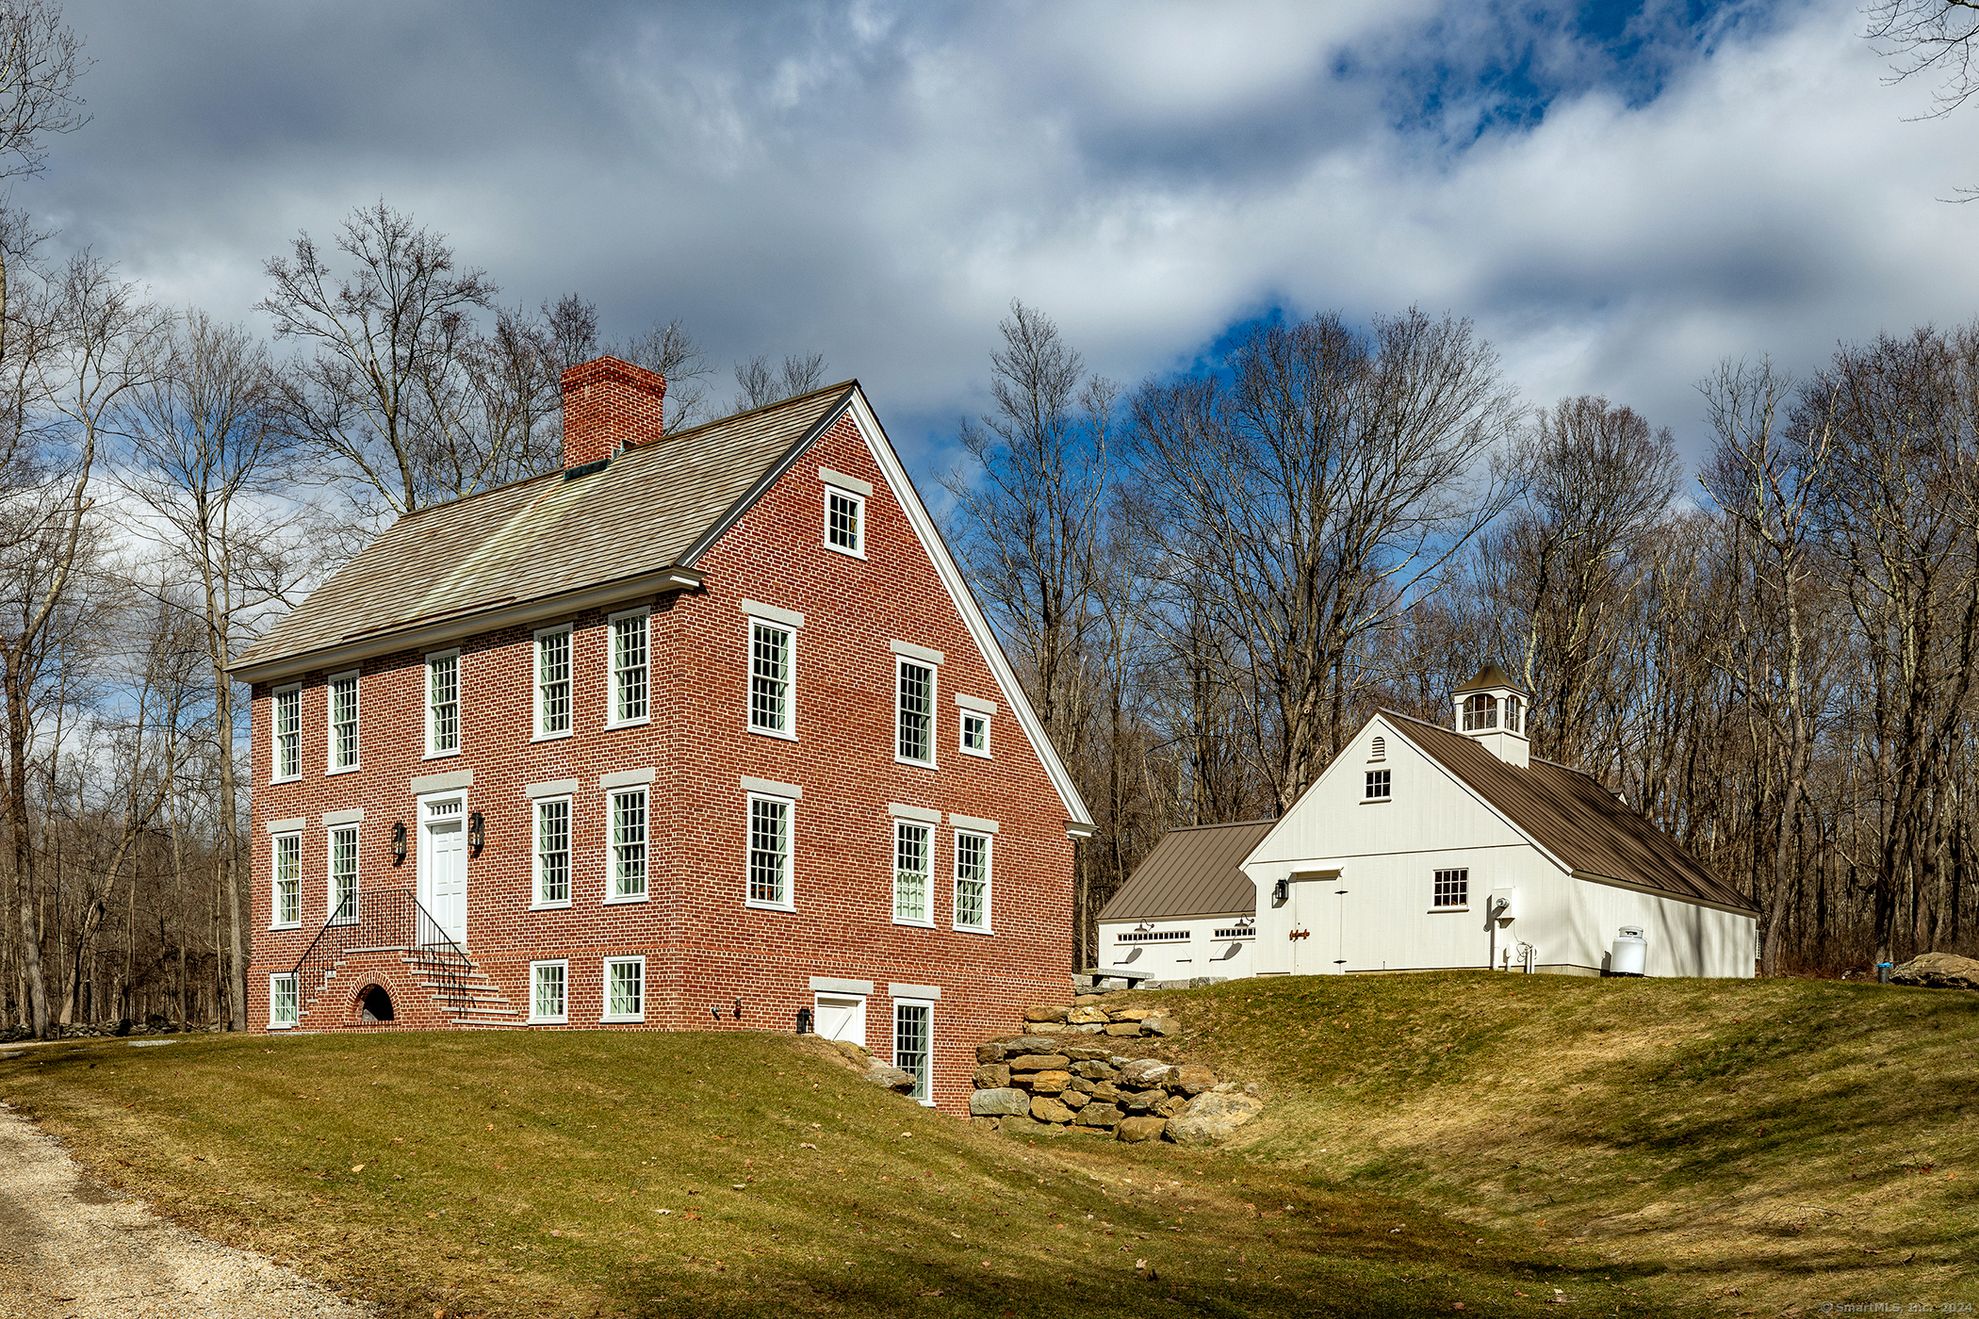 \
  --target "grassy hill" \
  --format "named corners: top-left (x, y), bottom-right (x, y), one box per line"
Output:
top-left (2, 974), bottom-right (1974, 1316)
